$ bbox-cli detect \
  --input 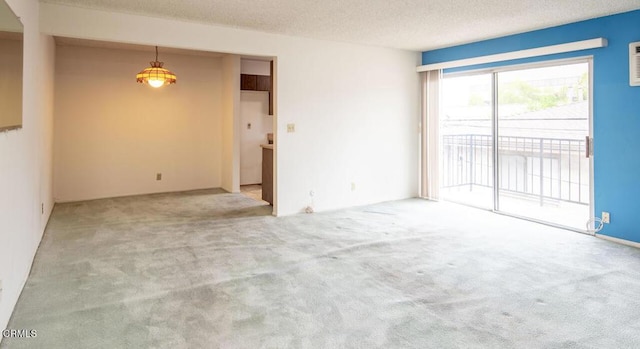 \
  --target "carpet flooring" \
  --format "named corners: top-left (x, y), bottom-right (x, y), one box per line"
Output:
top-left (2, 189), bottom-right (640, 348)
